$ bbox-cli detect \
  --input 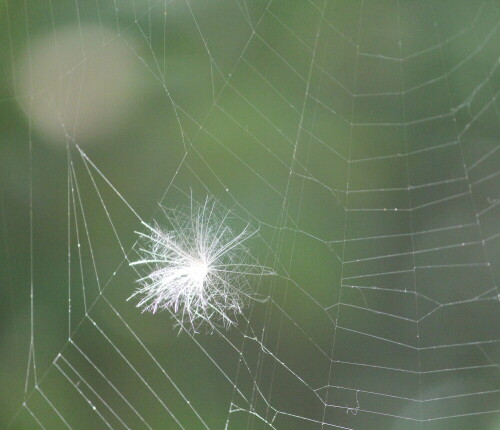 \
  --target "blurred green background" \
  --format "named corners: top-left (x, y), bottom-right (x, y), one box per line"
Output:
top-left (1, 0), bottom-right (499, 429)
